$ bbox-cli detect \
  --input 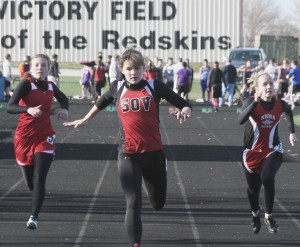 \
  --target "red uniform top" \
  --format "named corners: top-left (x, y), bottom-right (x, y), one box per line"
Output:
top-left (16, 77), bottom-right (55, 138)
top-left (243, 99), bottom-right (283, 173)
top-left (94, 64), bottom-right (106, 81)
top-left (118, 82), bottom-right (163, 153)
